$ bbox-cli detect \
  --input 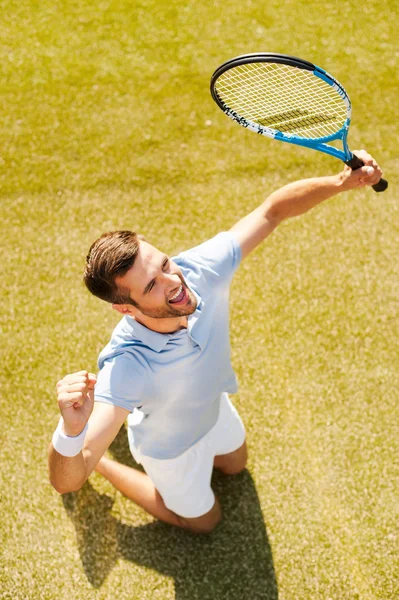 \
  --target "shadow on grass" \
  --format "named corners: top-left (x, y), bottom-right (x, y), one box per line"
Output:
top-left (62, 425), bottom-right (278, 600)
